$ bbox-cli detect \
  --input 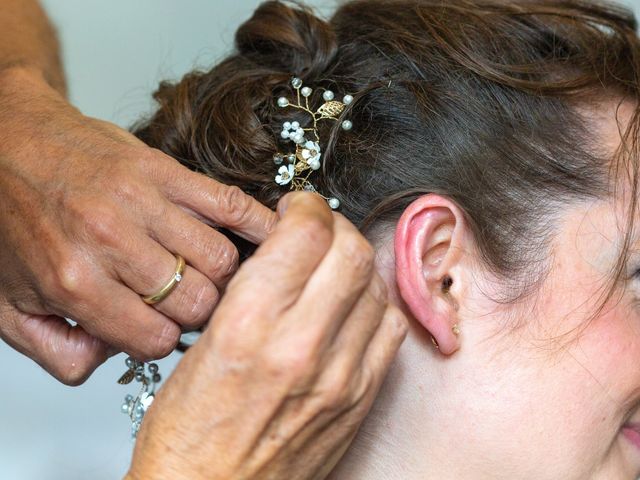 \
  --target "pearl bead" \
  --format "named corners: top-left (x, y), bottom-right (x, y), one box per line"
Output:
top-left (121, 403), bottom-right (130, 414)
top-left (273, 153), bottom-right (283, 165)
top-left (153, 373), bottom-right (162, 383)
top-left (125, 357), bottom-right (134, 368)
top-left (287, 154), bottom-right (296, 163)
top-left (148, 363), bottom-right (159, 374)
top-left (303, 184), bottom-right (315, 192)
top-left (310, 160), bottom-right (321, 170)
top-left (301, 86), bottom-right (312, 97)
top-left (343, 94), bottom-right (353, 105)
top-left (135, 372), bottom-right (144, 382)
top-left (341, 120), bottom-right (353, 131)
top-left (328, 198), bottom-right (340, 209)
top-left (323, 90), bottom-right (334, 101)
top-left (291, 77), bottom-right (303, 89)
top-left (277, 97), bottom-right (289, 108)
